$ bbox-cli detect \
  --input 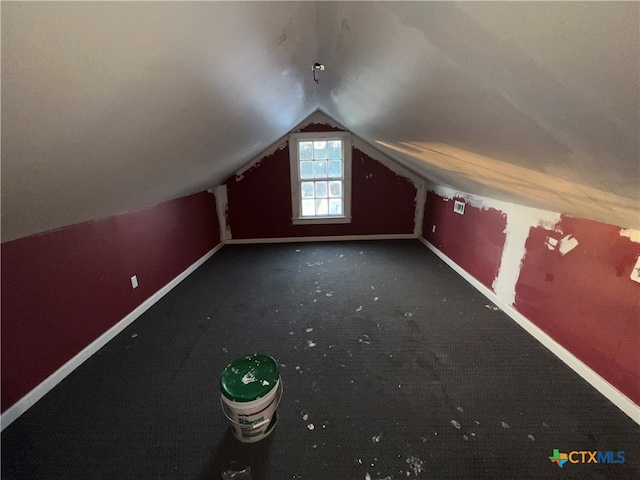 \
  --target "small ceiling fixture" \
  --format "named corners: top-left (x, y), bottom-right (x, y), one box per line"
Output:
top-left (312, 63), bottom-right (325, 84)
